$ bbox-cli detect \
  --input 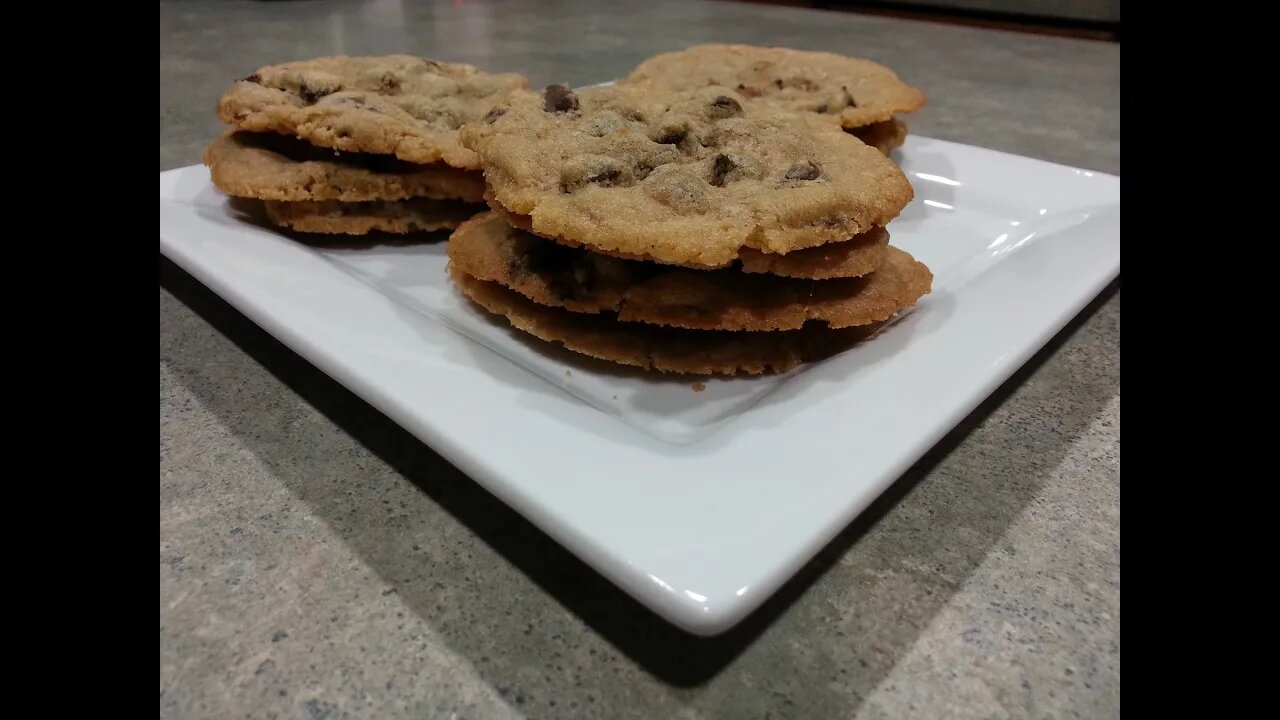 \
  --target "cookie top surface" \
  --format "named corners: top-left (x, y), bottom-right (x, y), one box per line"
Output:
top-left (204, 130), bottom-right (485, 202)
top-left (446, 212), bottom-right (930, 332)
top-left (622, 45), bottom-right (925, 129)
top-left (217, 55), bottom-right (528, 169)
top-left (451, 267), bottom-right (880, 376)
top-left (461, 83), bottom-right (913, 267)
